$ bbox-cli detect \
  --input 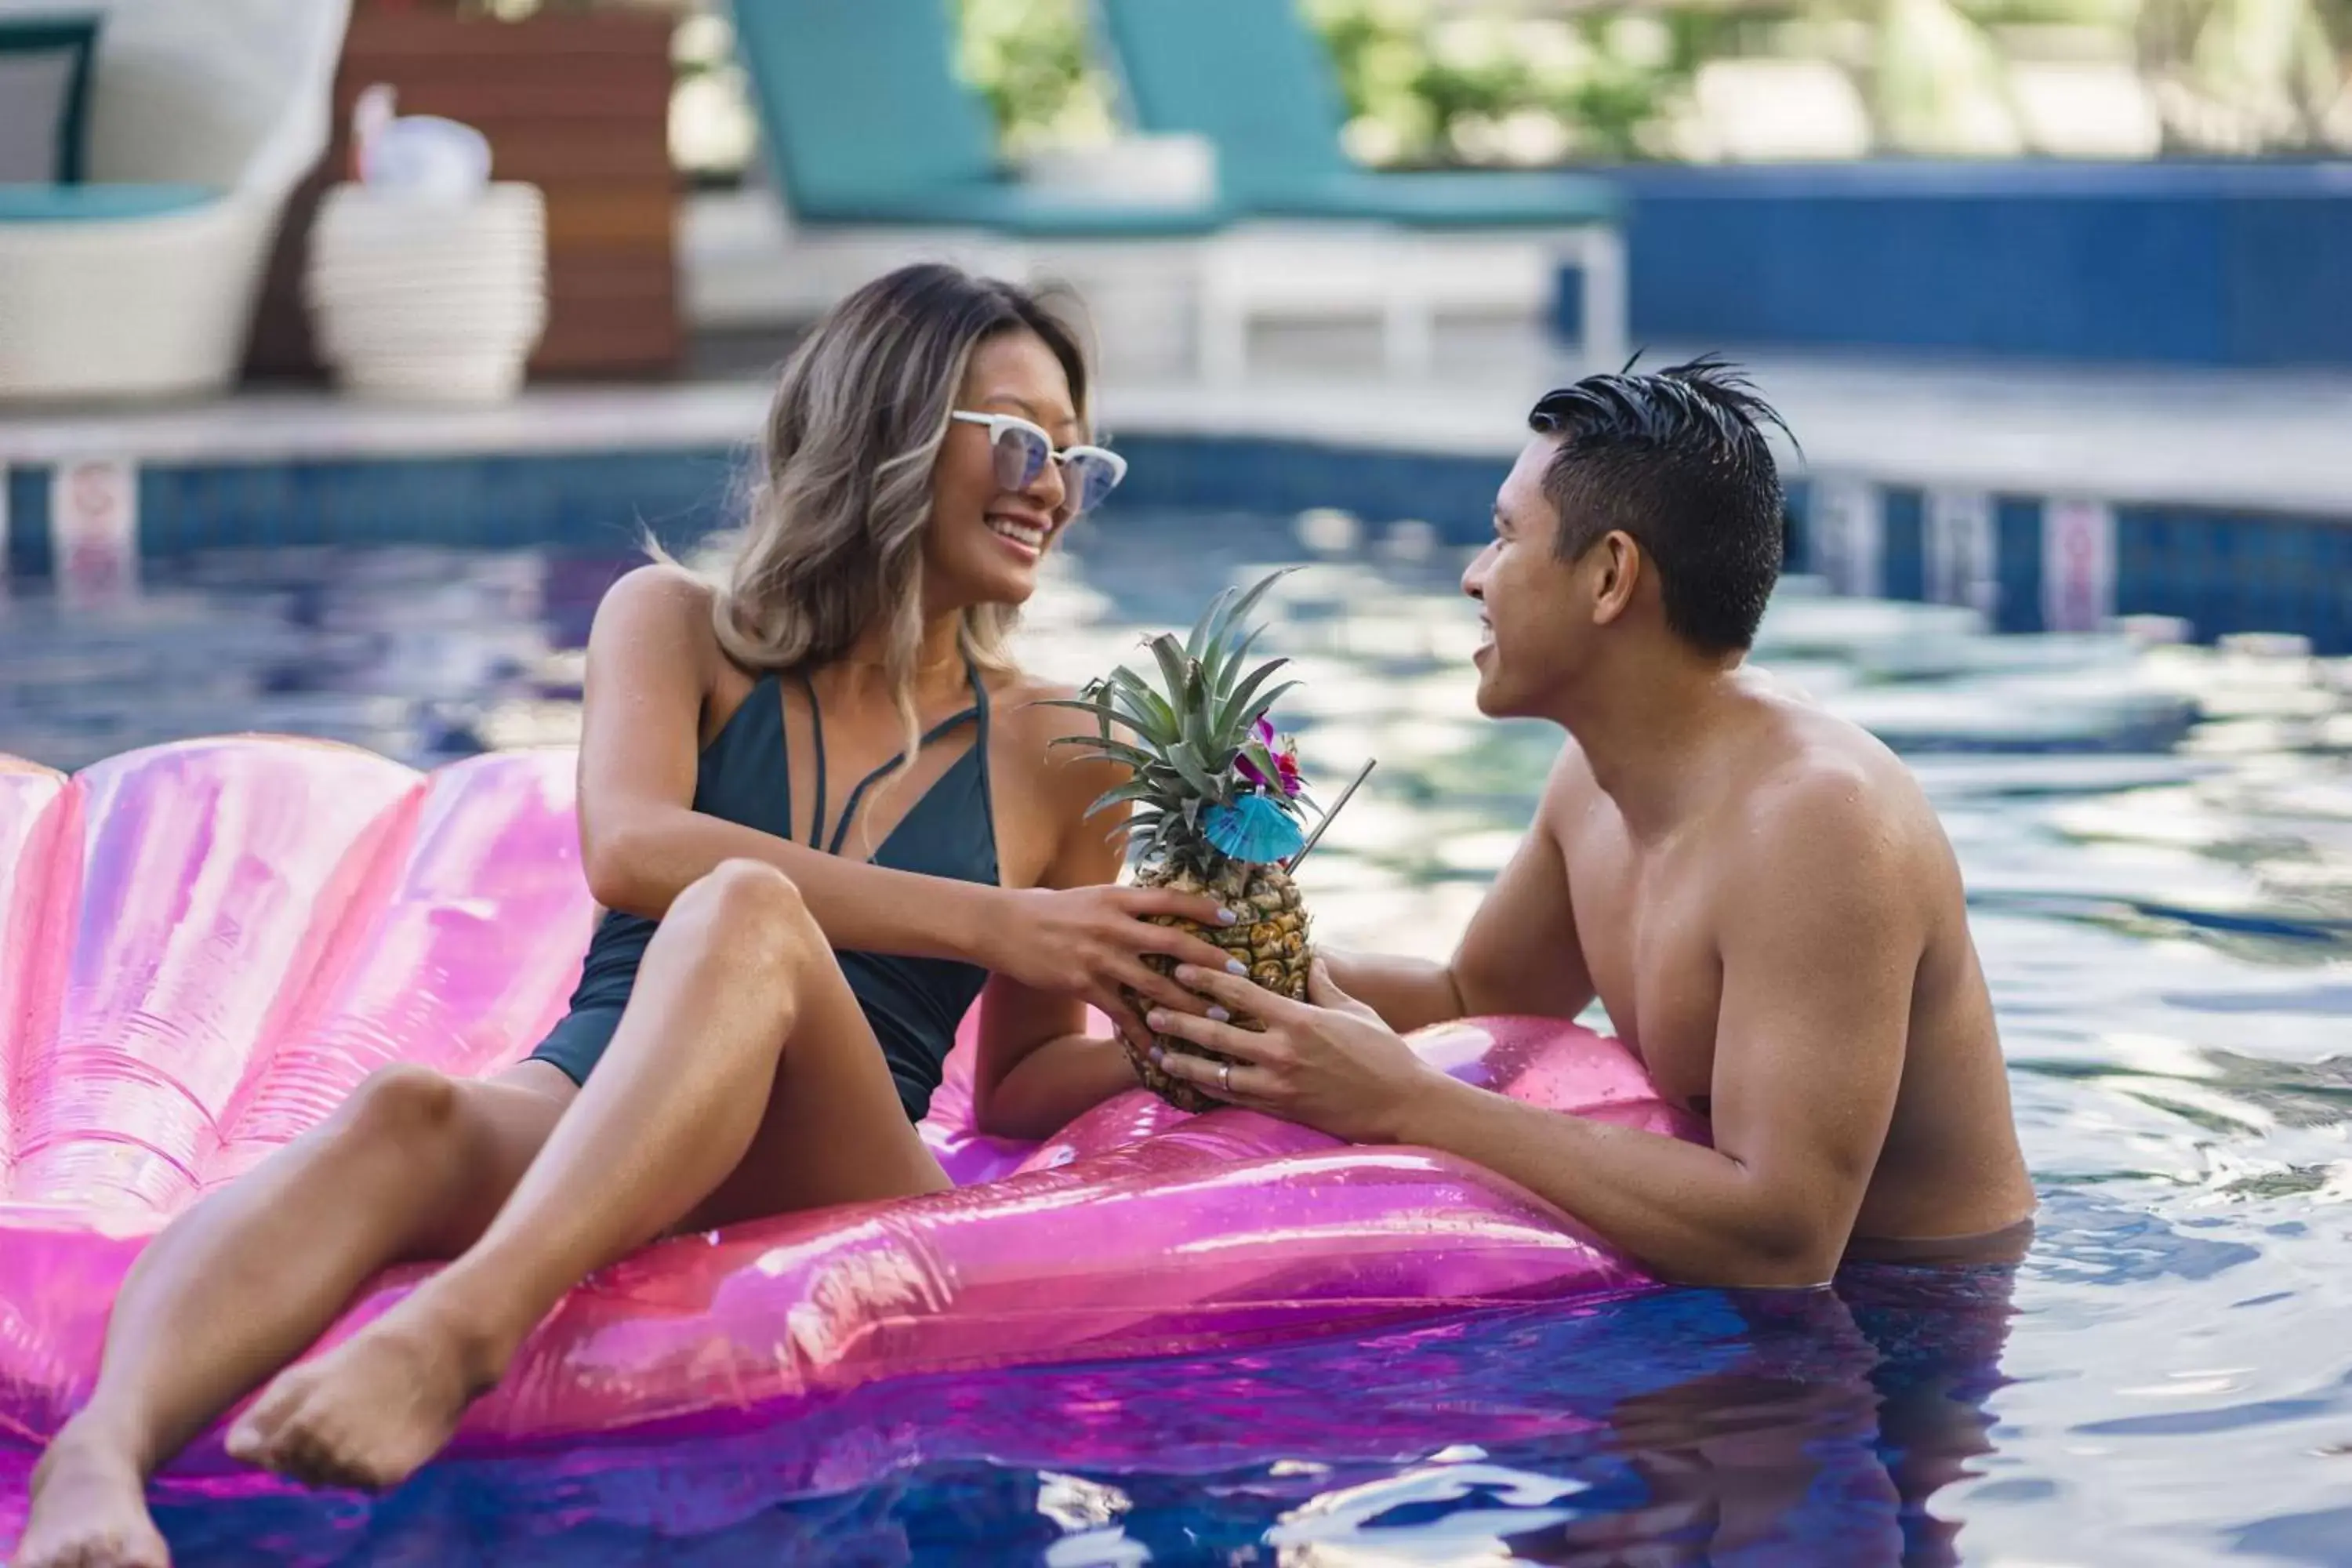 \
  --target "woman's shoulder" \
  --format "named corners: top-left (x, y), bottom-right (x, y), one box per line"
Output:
top-left (599, 560), bottom-right (717, 623)
top-left (985, 669), bottom-right (1091, 742)
top-left (984, 668), bottom-right (1134, 800)
top-left (587, 562), bottom-right (730, 687)
top-left (986, 666), bottom-right (1100, 746)
top-left (593, 562), bottom-right (723, 648)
